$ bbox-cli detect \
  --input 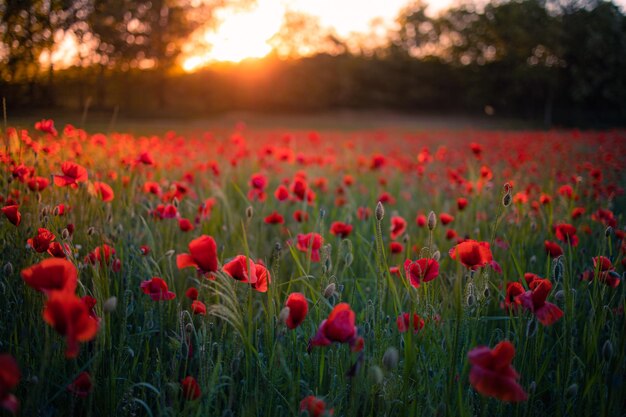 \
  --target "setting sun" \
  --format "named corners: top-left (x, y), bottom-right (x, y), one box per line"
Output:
top-left (181, 0), bottom-right (446, 71)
